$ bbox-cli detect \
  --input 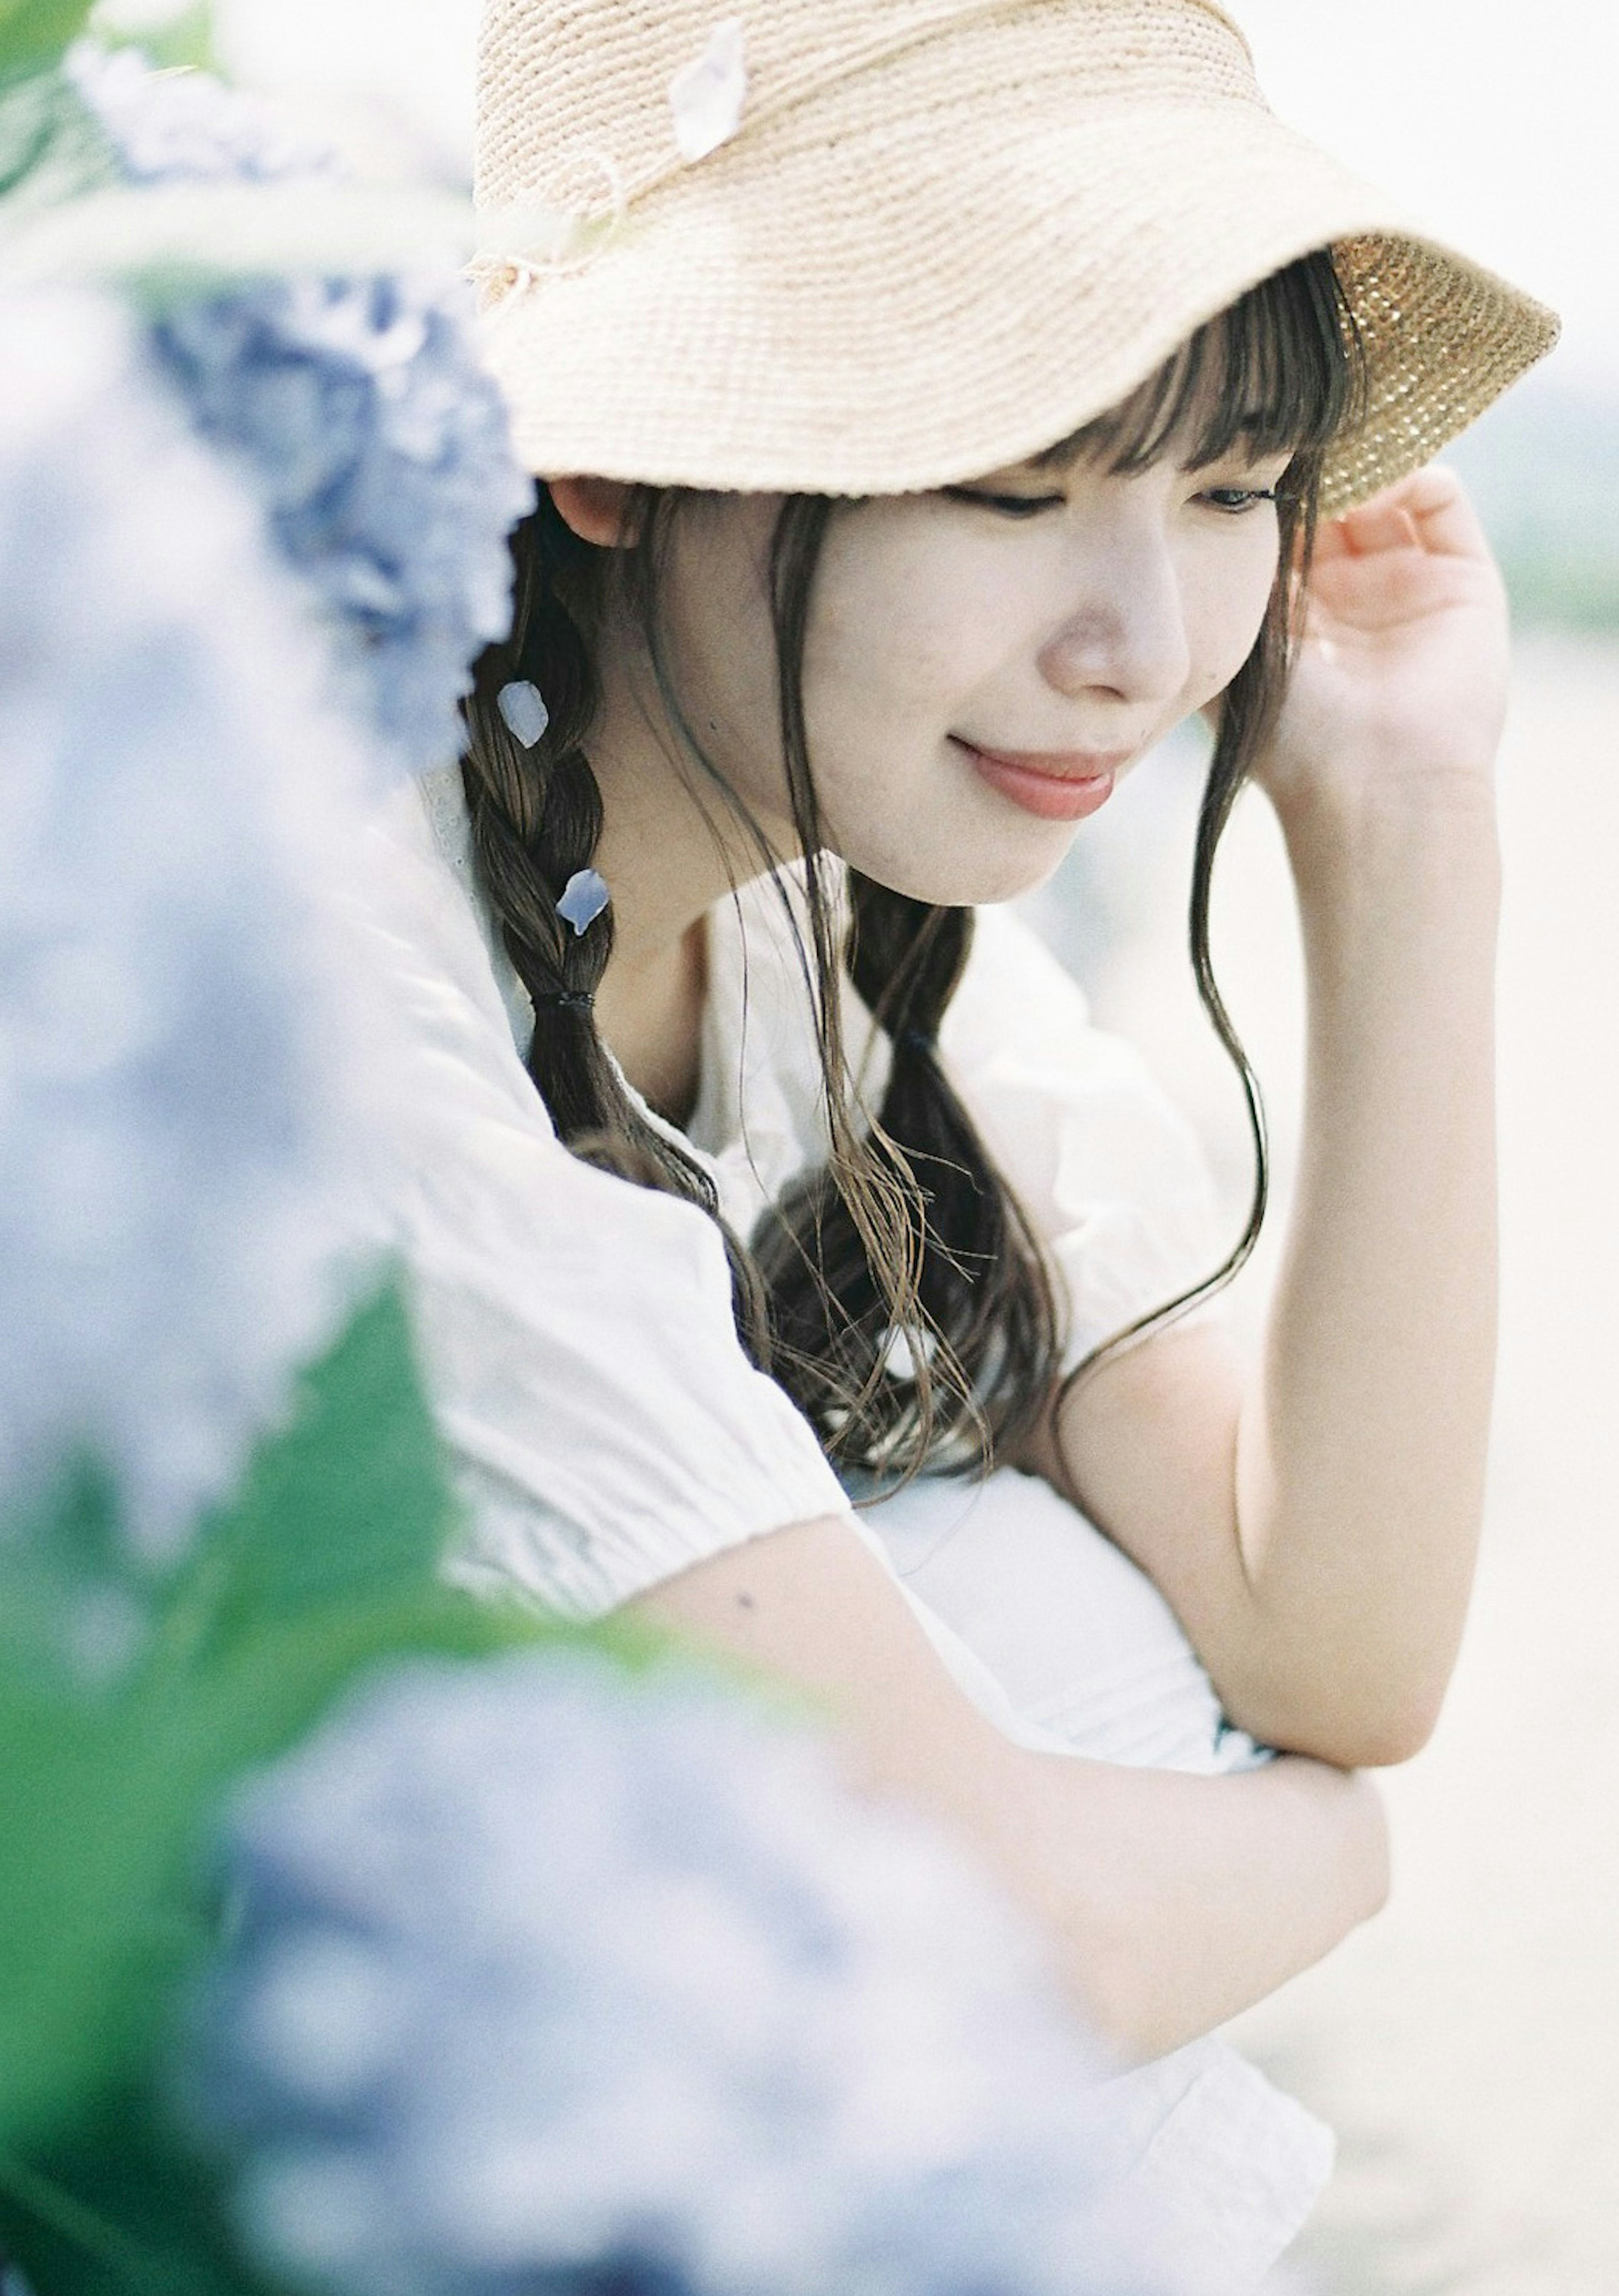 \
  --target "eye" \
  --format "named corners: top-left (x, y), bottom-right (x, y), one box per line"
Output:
top-left (942, 485), bottom-right (1066, 520)
top-left (1199, 485), bottom-right (1281, 515)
